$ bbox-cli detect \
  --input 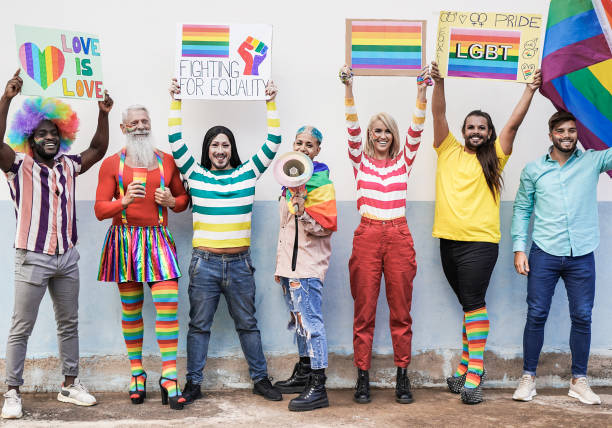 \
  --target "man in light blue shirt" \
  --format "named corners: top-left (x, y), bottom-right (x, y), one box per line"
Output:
top-left (511, 111), bottom-right (612, 406)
